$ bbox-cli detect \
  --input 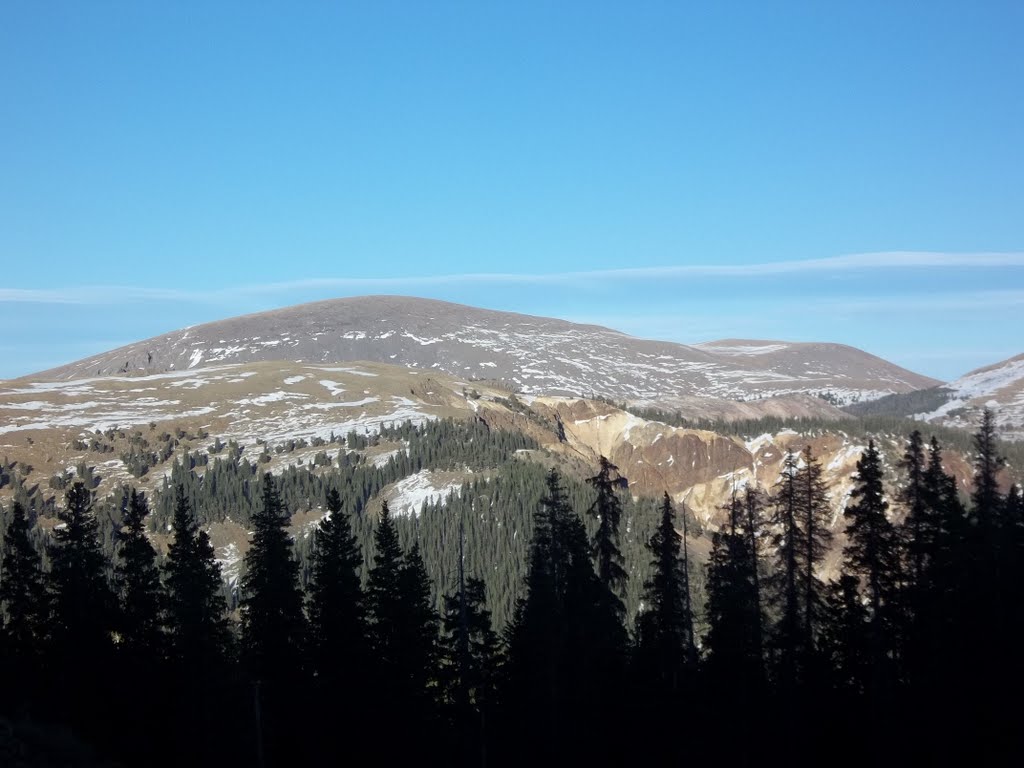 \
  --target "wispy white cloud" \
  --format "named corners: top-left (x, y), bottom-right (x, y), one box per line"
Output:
top-left (1, 250), bottom-right (1022, 305)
